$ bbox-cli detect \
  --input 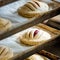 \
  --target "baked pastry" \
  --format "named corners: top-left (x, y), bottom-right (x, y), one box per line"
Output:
top-left (0, 18), bottom-right (12, 34)
top-left (19, 29), bottom-right (51, 45)
top-left (0, 45), bottom-right (13, 60)
top-left (25, 54), bottom-right (49, 60)
top-left (18, 1), bottom-right (49, 18)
